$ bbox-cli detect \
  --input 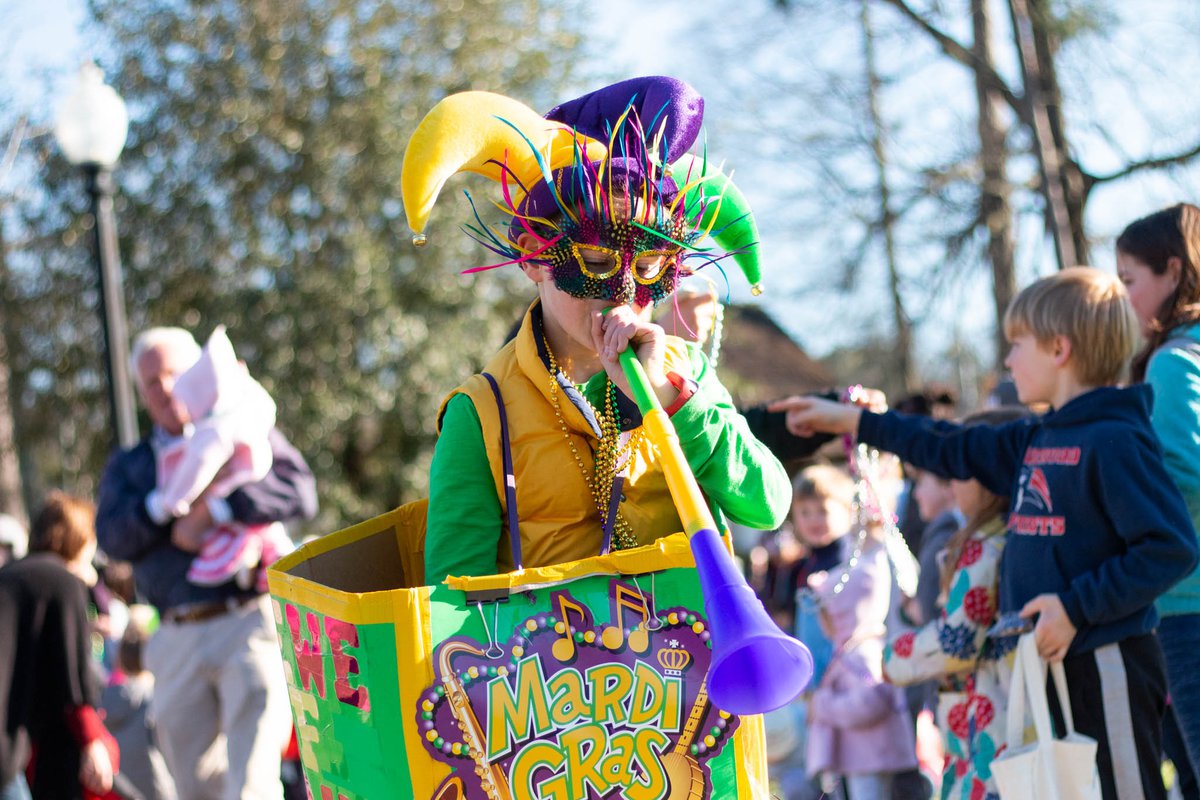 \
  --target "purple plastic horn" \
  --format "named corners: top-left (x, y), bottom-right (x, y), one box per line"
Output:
top-left (691, 527), bottom-right (815, 714)
top-left (617, 347), bottom-right (813, 715)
